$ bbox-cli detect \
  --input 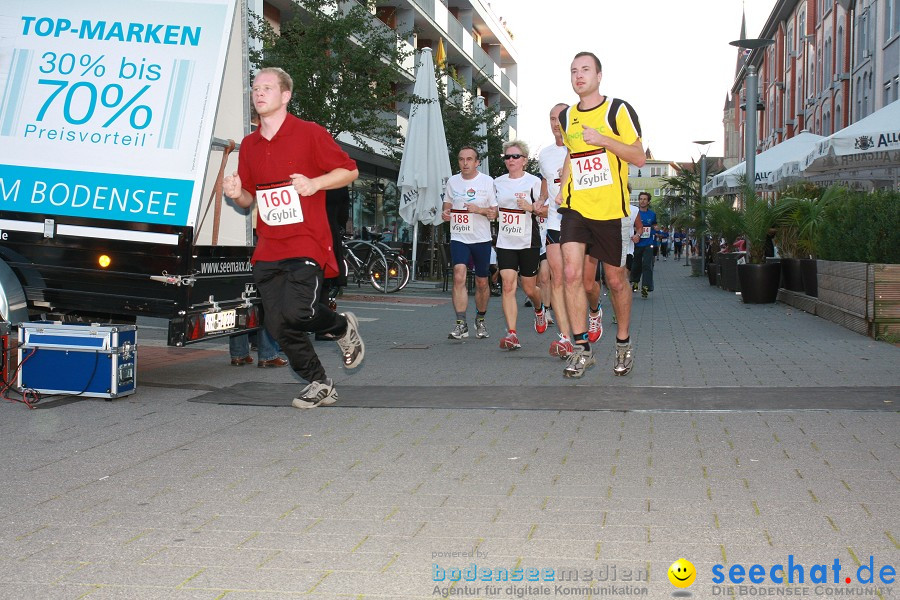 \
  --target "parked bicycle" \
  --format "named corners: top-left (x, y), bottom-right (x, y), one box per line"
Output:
top-left (342, 239), bottom-right (410, 293)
